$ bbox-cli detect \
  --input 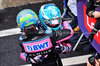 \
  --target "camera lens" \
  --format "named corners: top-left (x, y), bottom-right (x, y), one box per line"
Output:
top-left (88, 55), bottom-right (95, 65)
